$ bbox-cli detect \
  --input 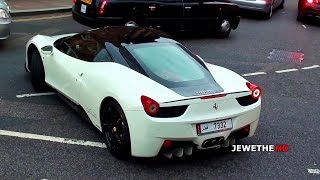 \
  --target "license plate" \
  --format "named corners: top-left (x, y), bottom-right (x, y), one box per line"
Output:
top-left (81, 0), bottom-right (92, 5)
top-left (197, 119), bottom-right (233, 135)
top-left (80, 4), bottom-right (87, 13)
